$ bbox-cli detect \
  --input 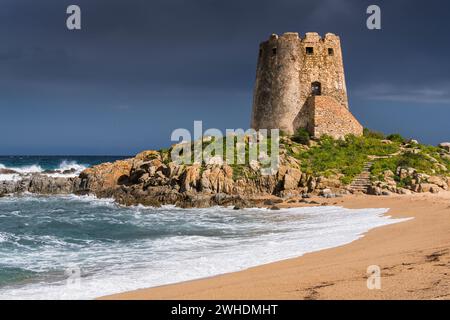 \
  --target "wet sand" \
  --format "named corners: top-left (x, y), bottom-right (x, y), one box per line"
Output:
top-left (102, 192), bottom-right (450, 300)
